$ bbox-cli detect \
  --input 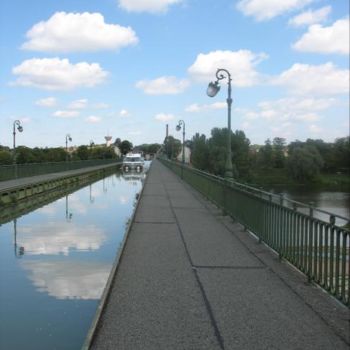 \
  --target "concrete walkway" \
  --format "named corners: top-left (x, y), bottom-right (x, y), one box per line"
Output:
top-left (0, 163), bottom-right (119, 192)
top-left (90, 160), bottom-right (349, 350)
